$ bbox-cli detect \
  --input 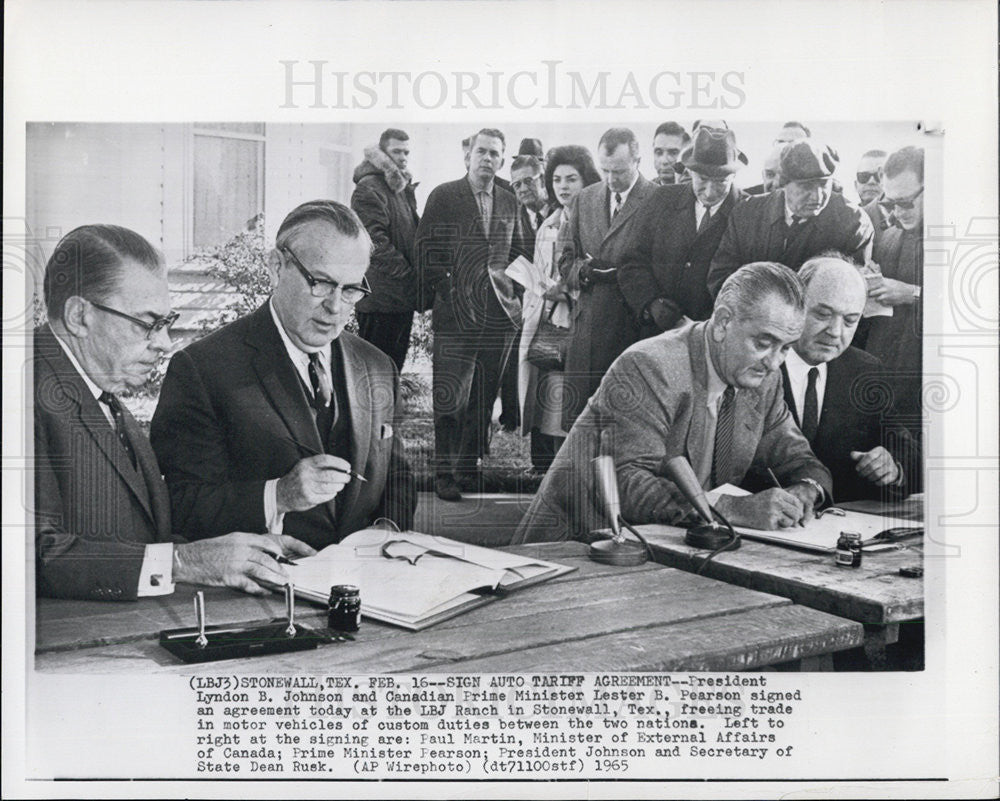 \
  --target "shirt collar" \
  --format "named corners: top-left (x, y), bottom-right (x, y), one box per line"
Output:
top-left (269, 298), bottom-right (329, 366)
top-left (52, 329), bottom-right (104, 401)
top-left (611, 172), bottom-right (641, 202)
top-left (467, 174), bottom-right (494, 196)
top-left (703, 327), bottom-right (731, 407)
top-left (785, 348), bottom-right (827, 381)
